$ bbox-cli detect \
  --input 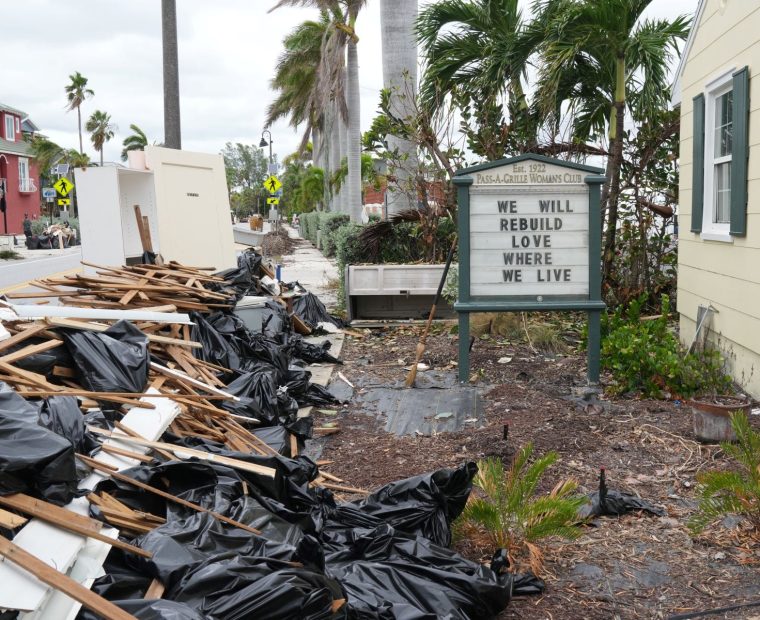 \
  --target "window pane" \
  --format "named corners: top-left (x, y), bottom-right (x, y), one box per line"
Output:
top-left (714, 161), bottom-right (731, 224)
top-left (714, 90), bottom-right (733, 157)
